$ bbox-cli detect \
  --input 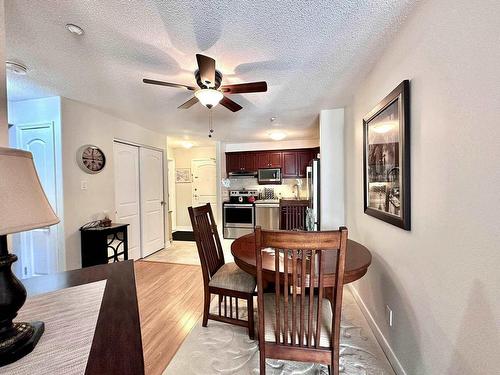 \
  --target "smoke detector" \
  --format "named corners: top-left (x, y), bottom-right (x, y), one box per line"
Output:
top-left (6, 61), bottom-right (28, 75)
top-left (66, 23), bottom-right (84, 36)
